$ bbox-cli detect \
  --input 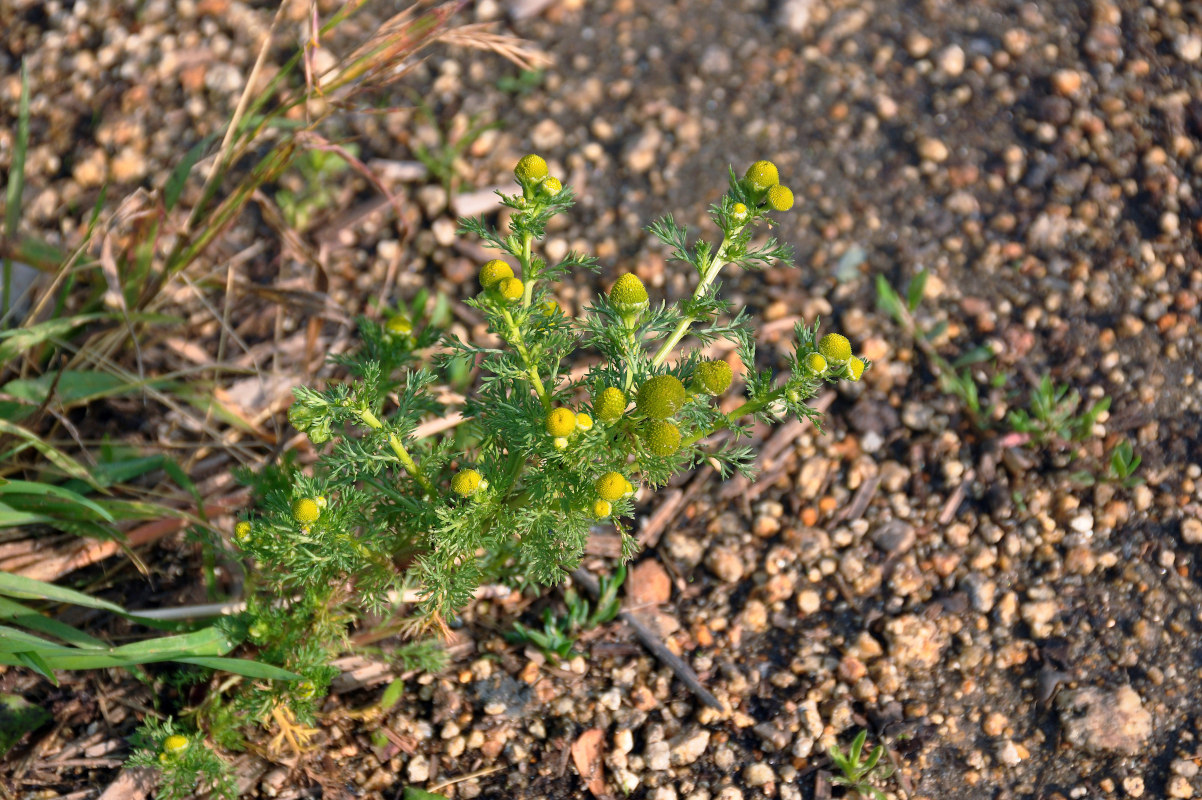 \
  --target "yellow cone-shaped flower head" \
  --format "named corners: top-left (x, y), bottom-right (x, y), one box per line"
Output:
top-left (636, 375), bottom-right (687, 419)
top-left (694, 360), bottom-right (734, 395)
top-left (643, 419), bottom-right (682, 457)
top-left (234, 521), bottom-right (252, 542)
top-left (546, 407), bottom-right (578, 437)
top-left (386, 315), bottom-right (413, 335)
top-left (595, 471), bottom-right (628, 502)
top-left (805, 352), bottom-right (828, 375)
top-left (497, 277), bottom-right (524, 302)
top-left (576, 412), bottom-right (594, 431)
top-left (163, 735), bottom-right (189, 757)
top-left (744, 160), bottom-right (780, 193)
top-left (451, 469), bottom-right (484, 497)
top-left (731, 202), bottom-right (749, 224)
top-left (766, 184), bottom-right (794, 212)
top-left (515, 154), bottom-right (549, 183)
top-left (542, 176), bottom-right (562, 195)
top-left (593, 499), bottom-right (612, 518)
top-left (291, 497), bottom-right (320, 524)
top-left (479, 259), bottom-right (514, 289)
top-left (609, 273), bottom-right (649, 313)
top-left (593, 386), bottom-right (627, 422)
top-left (817, 333), bottom-right (852, 363)
top-left (847, 356), bottom-right (866, 381)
